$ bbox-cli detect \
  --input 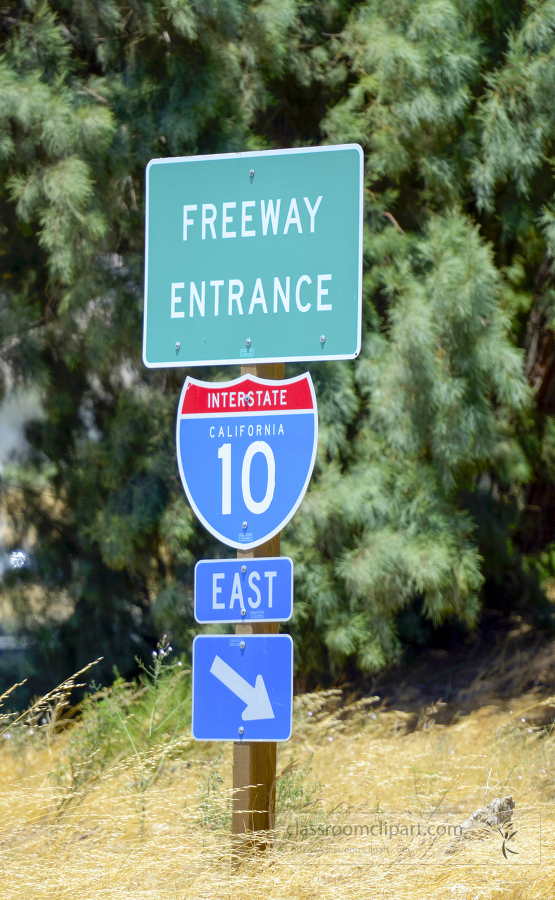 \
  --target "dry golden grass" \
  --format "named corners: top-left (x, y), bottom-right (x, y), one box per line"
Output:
top-left (0, 679), bottom-right (554, 899)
